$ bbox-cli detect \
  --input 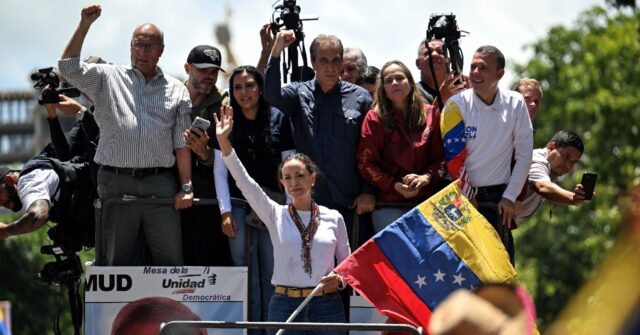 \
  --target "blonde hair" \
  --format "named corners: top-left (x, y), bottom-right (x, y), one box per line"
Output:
top-left (514, 78), bottom-right (543, 97)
